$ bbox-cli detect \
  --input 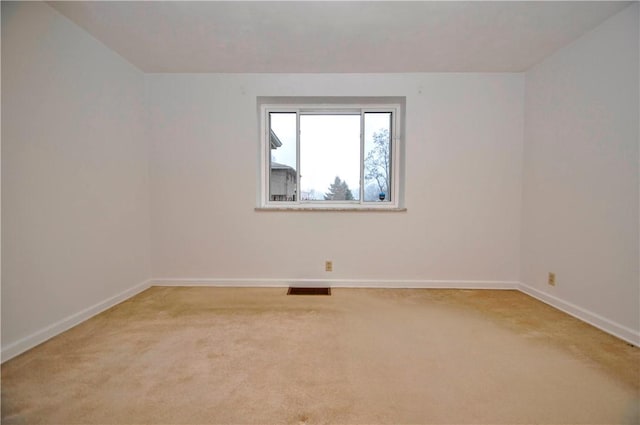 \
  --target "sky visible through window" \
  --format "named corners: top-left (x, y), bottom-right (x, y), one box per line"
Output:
top-left (270, 113), bottom-right (390, 200)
